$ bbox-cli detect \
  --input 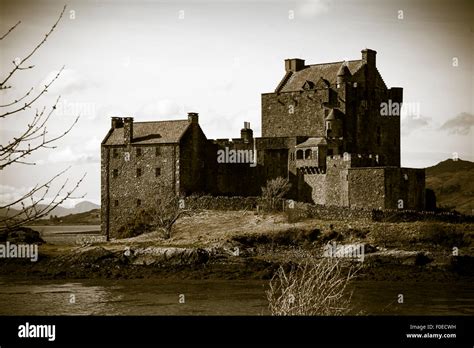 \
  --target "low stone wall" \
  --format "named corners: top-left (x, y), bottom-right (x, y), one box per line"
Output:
top-left (371, 209), bottom-right (474, 223)
top-left (184, 196), bottom-right (285, 211)
top-left (306, 204), bottom-right (372, 220)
